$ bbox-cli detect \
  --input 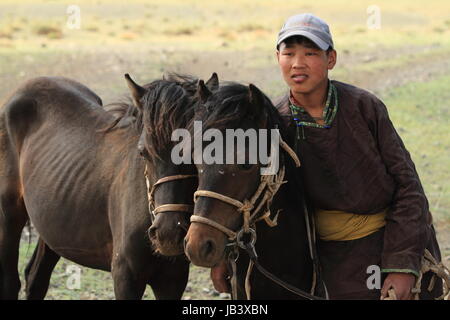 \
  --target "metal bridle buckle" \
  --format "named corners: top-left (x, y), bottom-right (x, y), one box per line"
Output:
top-left (236, 228), bottom-right (257, 249)
top-left (236, 228), bottom-right (258, 260)
top-left (236, 228), bottom-right (256, 249)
